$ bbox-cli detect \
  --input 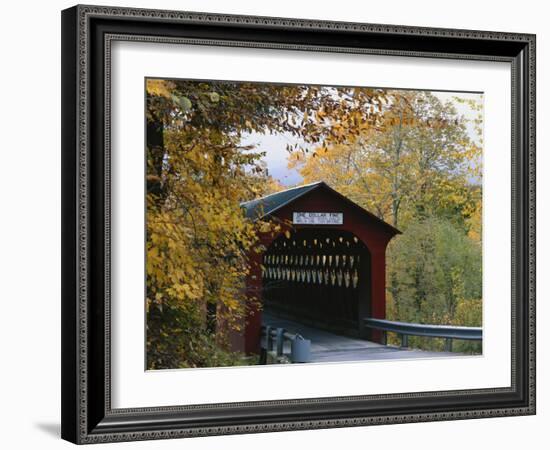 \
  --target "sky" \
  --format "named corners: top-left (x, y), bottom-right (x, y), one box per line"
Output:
top-left (241, 91), bottom-right (483, 188)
